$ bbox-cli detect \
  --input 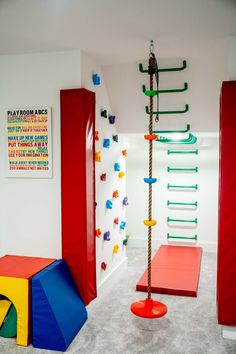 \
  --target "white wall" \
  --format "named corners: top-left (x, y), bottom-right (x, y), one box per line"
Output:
top-left (0, 50), bottom-right (81, 258)
top-left (103, 39), bottom-right (228, 251)
top-left (229, 36), bottom-right (236, 79)
top-left (81, 52), bottom-right (127, 288)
